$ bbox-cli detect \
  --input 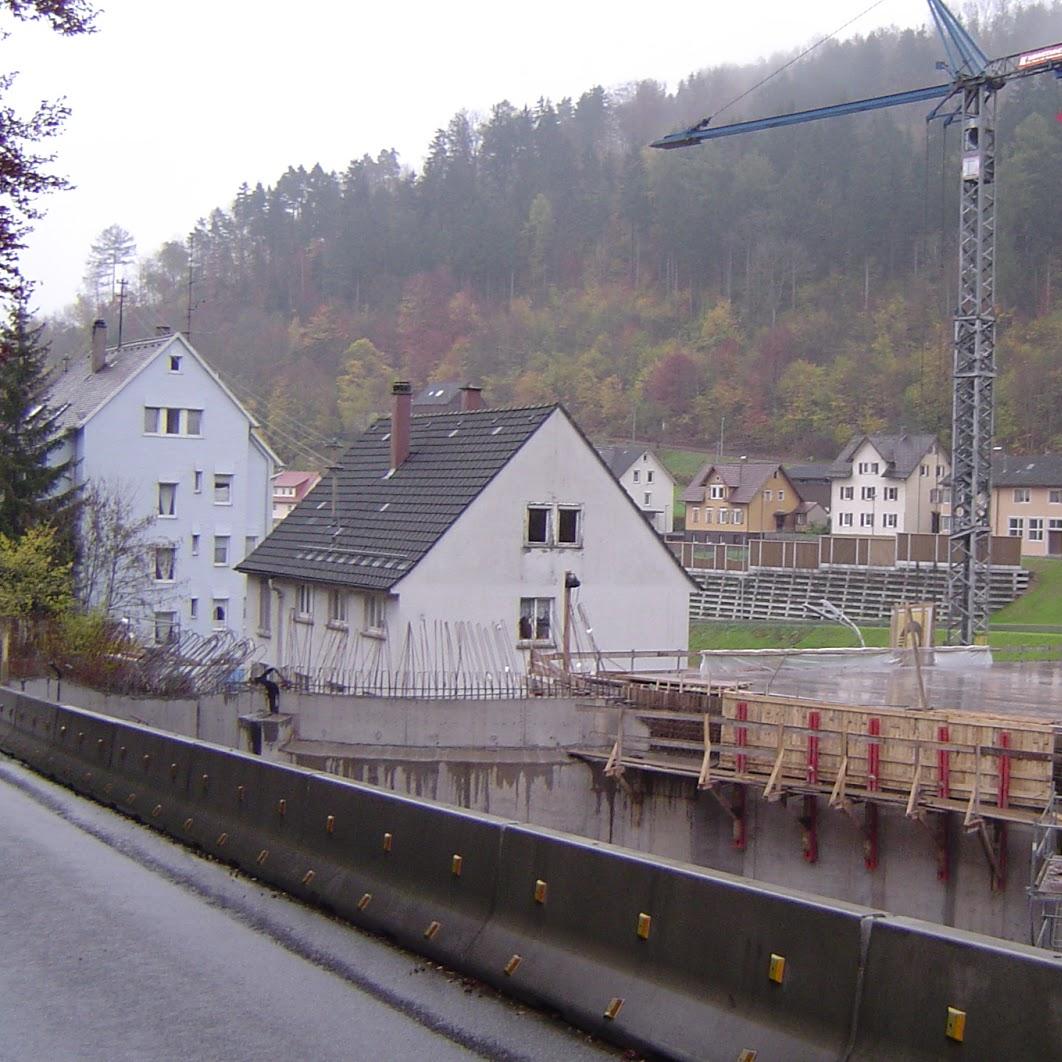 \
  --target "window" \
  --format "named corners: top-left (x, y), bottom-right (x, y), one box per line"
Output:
top-left (861, 486), bottom-right (876, 500)
top-left (191, 533), bottom-right (200, 557)
top-left (154, 546), bottom-right (176, 581)
top-left (839, 512), bottom-right (853, 527)
top-left (169, 355), bottom-right (182, 372)
top-left (327, 589), bottom-right (347, 625)
top-left (861, 512), bottom-right (875, 527)
top-left (518, 597), bottom-right (552, 642)
top-left (704, 508), bottom-right (713, 523)
top-left (185, 409), bottom-right (202, 435)
top-left (764, 489), bottom-right (773, 501)
top-left (1050, 519), bottom-right (1062, 532)
top-left (189, 598), bottom-right (198, 620)
top-left (930, 488), bottom-right (943, 503)
top-left (840, 486), bottom-right (854, 500)
top-left (646, 470), bottom-right (654, 484)
top-left (211, 598), bottom-right (229, 629)
top-left (857, 461), bottom-right (880, 474)
top-left (154, 611), bottom-right (177, 645)
top-left (296, 582), bottom-right (314, 618)
top-left (936, 464), bottom-right (945, 477)
top-left (245, 535), bottom-right (258, 557)
top-left (157, 482), bottom-right (176, 517)
top-left (643, 492), bottom-right (652, 506)
top-left (1008, 517), bottom-right (1024, 537)
top-left (364, 594), bottom-right (386, 631)
top-left (258, 580), bottom-right (271, 634)
top-left (1013, 488), bottom-right (1030, 503)
top-left (1029, 518), bottom-right (1044, 542)
top-left (882, 513), bottom-right (898, 529)
top-left (214, 474), bottom-right (233, 504)
top-left (777, 490), bottom-right (784, 501)
top-left (1050, 490), bottom-right (1062, 504)
top-left (718, 509), bottom-right (731, 524)
top-left (732, 509), bottom-right (744, 526)
top-left (690, 507), bottom-right (700, 524)
top-left (632, 470), bottom-right (640, 483)
top-left (920, 464), bottom-right (929, 477)
top-left (709, 484), bottom-right (726, 500)
top-left (165, 407), bottom-right (181, 434)
top-left (940, 515), bottom-right (951, 531)
top-left (884, 486), bottom-right (898, 501)
top-left (143, 406), bottom-right (201, 436)
top-left (213, 535), bottom-right (230, 565)
top-left (144, 406), bottom-right (160, 433)
top-left (556, 507), bottom-right (581, 545)
top-left (526, 506), bottom-right (551, 544)
top-left (193, 470), bottom-right (203, 493)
